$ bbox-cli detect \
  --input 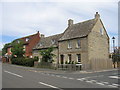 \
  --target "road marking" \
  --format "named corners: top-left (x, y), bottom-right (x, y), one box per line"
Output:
top-left (56, 75), bottom-right (60, 77)
top-left (4, 70), bottom-right (23, 78)
top-left (100, 81), bottom-right (109, 84)
top-left (112, 84), bottom-right (119, 87)
top-left (90, 80), bottom-right (97, 82)
top-left (68, 77), bottom-right (74, 80)
top-left (109, 76), bottom-right (120, 79)
top-left (38, 82), bottom-right (63, 90)
top-left (86, 80), bottom-right (93, 83)
top-left (108, 85), bottom-right (117, 88)
top-left (96, 82), bottom-right (105, 85)
top-left (84, 75), bottom-right (104, 79)
top-left (62, 76), bottom-right (67, 78)
top-left (77, 78), bottom-right (85, 81)
top-left (51, 74), bottom-right (55, 76)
